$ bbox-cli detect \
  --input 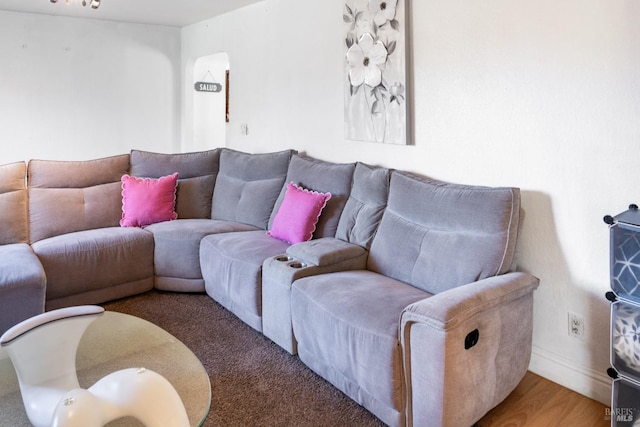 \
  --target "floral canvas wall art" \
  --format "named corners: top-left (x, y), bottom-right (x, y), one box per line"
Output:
top-left (344, 0), bottom-right (409, 145)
